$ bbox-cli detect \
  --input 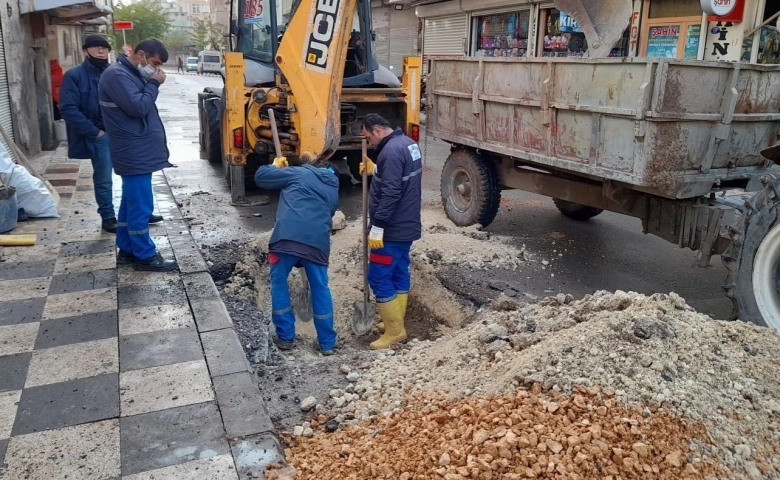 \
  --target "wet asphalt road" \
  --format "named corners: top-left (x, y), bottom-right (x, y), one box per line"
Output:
top-left (158, 71), bottom-right (733, 320)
